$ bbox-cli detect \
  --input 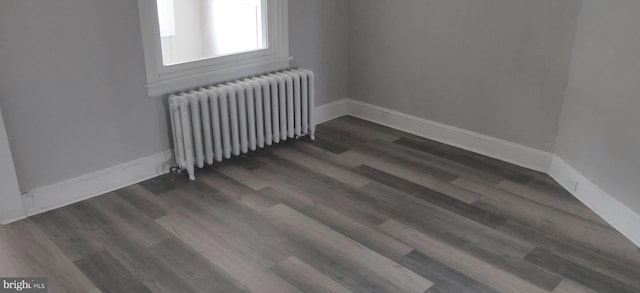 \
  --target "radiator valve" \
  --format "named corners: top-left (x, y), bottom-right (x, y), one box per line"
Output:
top-left (169, 166), bottom-right (183, 175)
